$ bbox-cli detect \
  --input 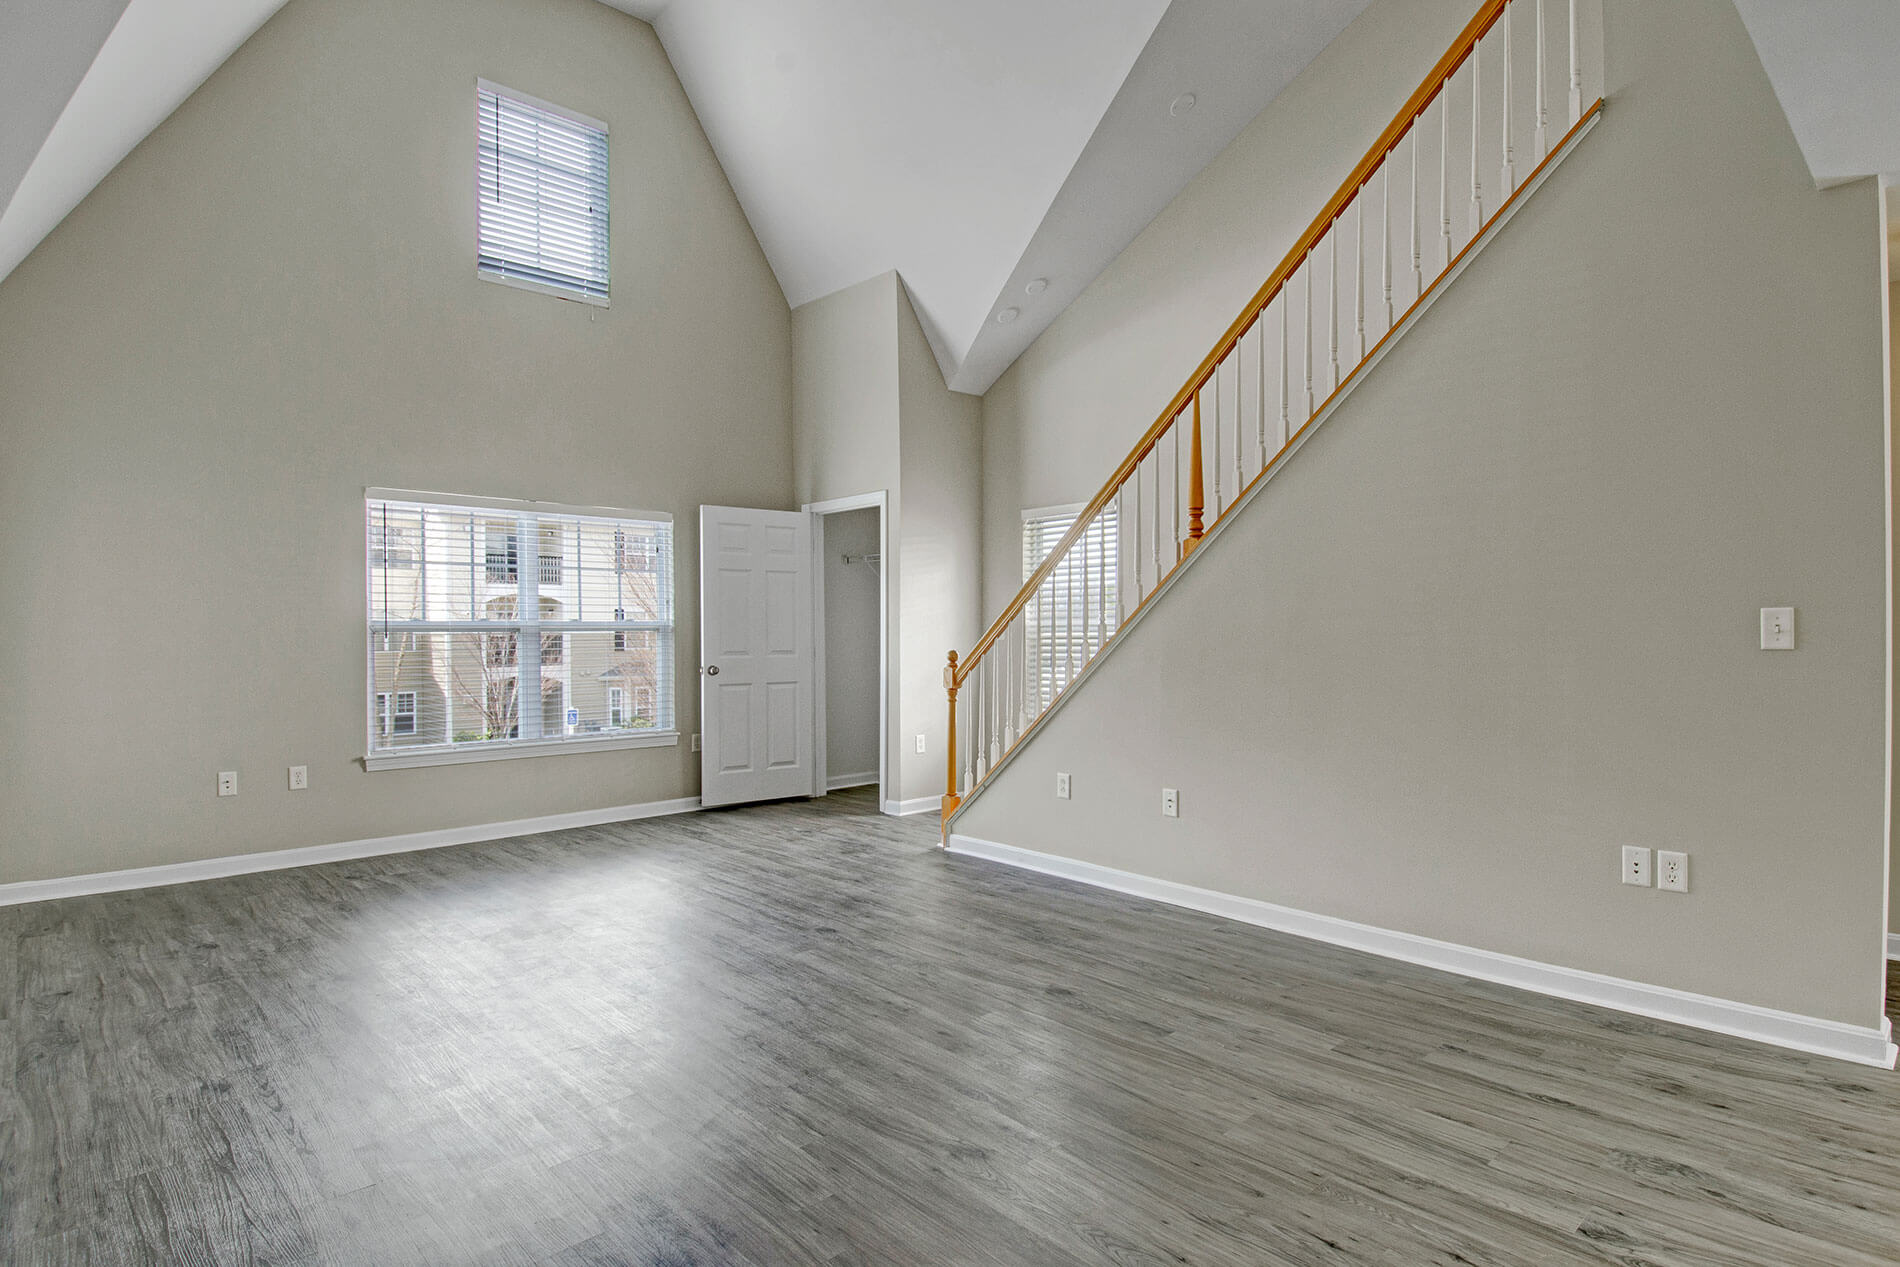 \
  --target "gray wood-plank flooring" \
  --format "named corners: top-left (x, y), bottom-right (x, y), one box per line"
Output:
top-left (3, 787), bottom-right (1896, 1265)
